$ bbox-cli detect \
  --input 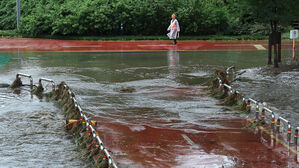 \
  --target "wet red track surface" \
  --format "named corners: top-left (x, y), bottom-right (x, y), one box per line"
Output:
top-left (95, 116), bottom-right (299, 168)
top-left (2, 38), bottom-right (299, 167)
top-left (0, 37), bottom-right (297, 52)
